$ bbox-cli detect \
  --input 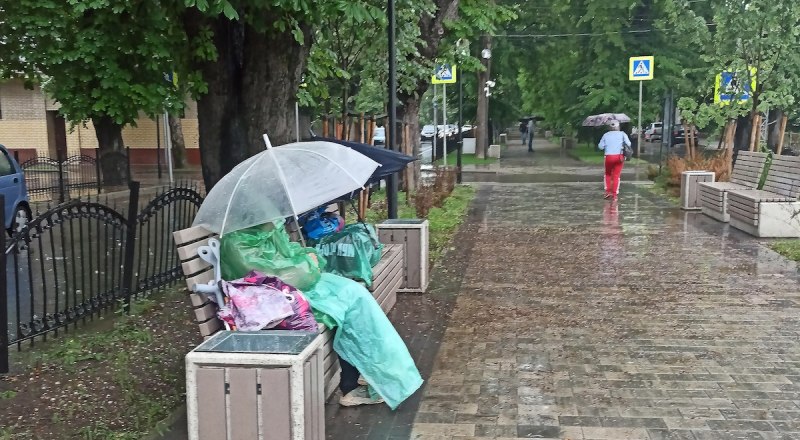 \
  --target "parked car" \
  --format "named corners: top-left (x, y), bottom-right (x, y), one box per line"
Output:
top-left (0, 144), bottom-right (31, 235)
top-left (671, 124), bottom-right (699, 144)
top-left (372, 126), bottom-right (385, 146)
top-left (420, 125), bottom-right (436, 141)
top-left (644, 122), bottom-right (663, 142)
